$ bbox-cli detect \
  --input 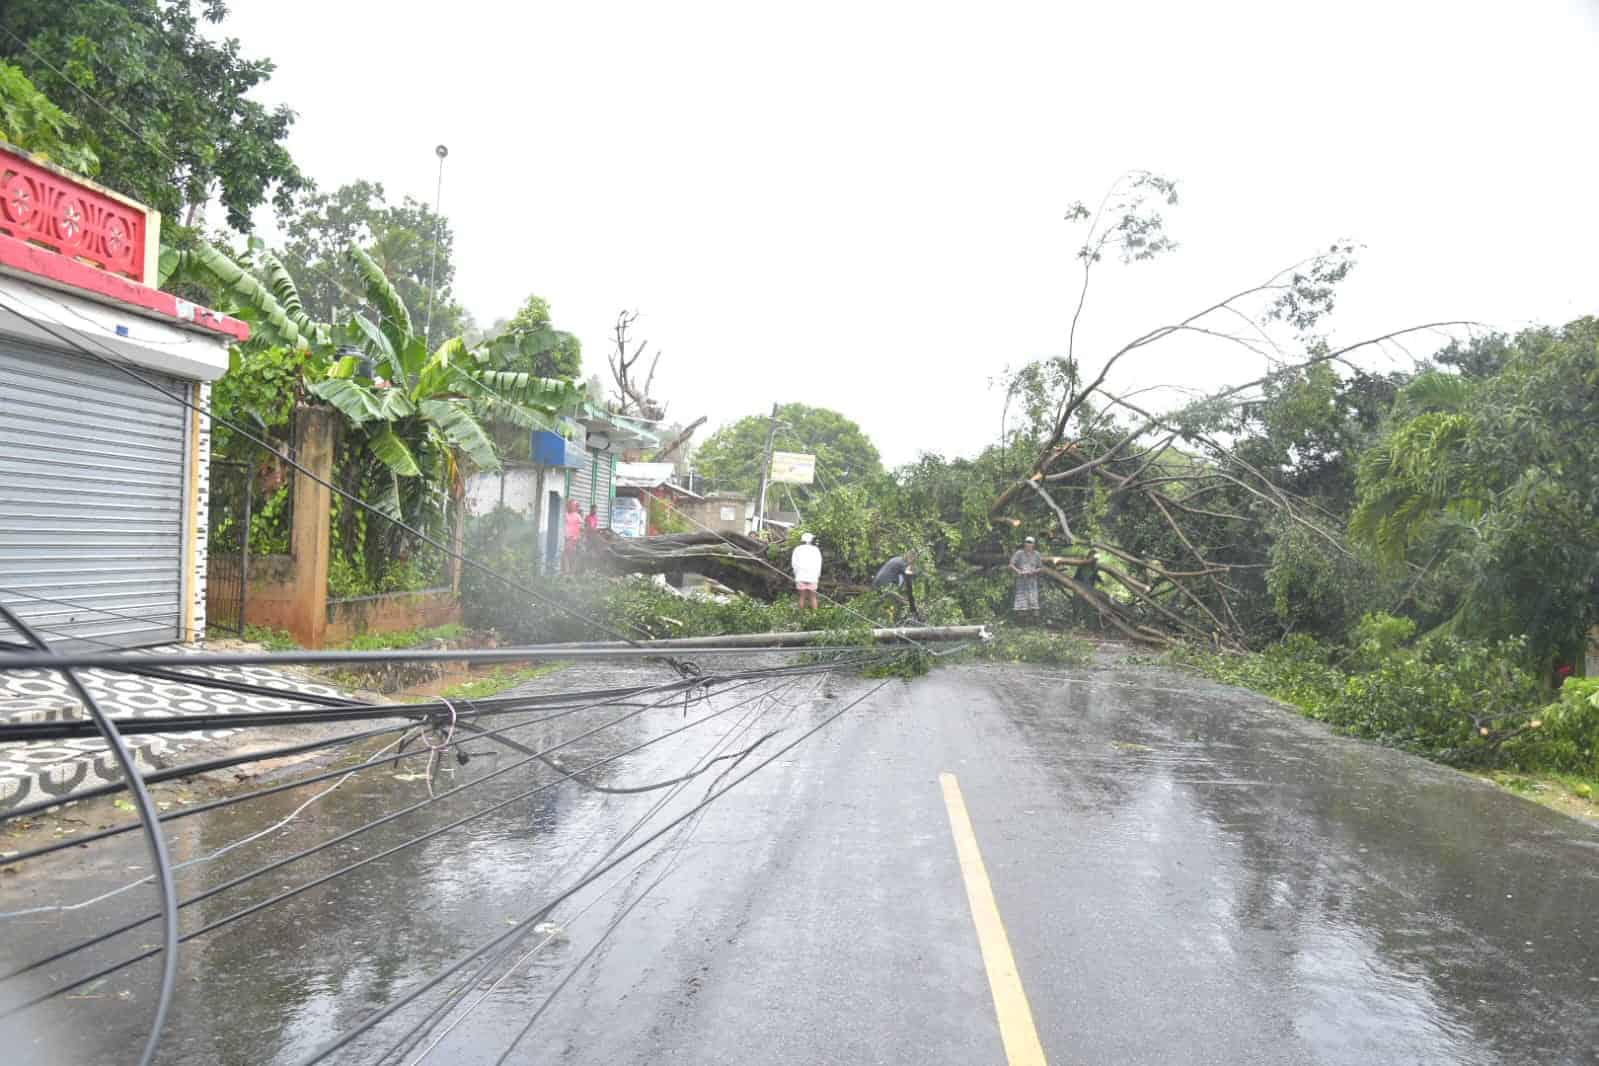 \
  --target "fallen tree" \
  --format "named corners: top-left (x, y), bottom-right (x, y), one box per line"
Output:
top-left (592, 531), bottom-right (868, 602)
top-left (583, 176), bottom-right (1469, 650)
top-left (979, 172), bottom-right (1470, 649)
